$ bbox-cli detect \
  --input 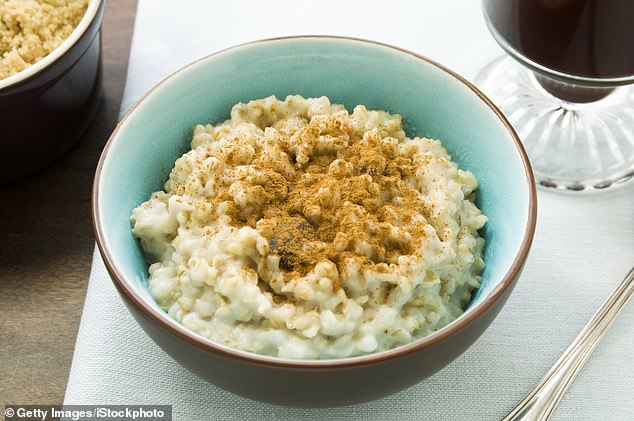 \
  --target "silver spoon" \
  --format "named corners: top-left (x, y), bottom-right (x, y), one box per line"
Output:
top-left (504, 266), bottom-right (634, 421)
